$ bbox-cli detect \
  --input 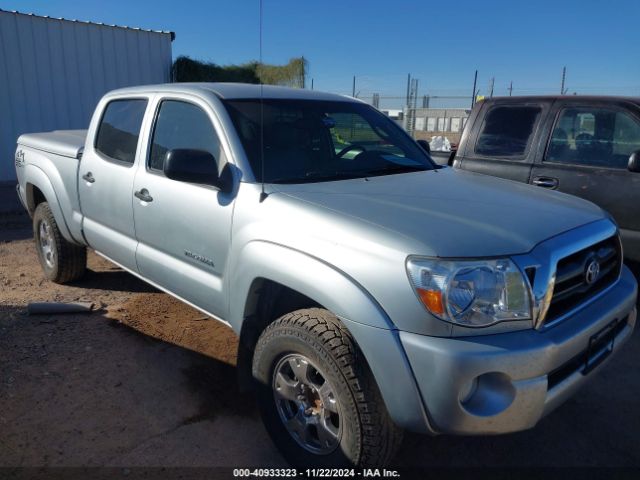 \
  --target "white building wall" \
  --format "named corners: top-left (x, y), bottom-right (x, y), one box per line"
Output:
top-left (0, 10), bottom-right (173, 181)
